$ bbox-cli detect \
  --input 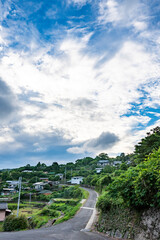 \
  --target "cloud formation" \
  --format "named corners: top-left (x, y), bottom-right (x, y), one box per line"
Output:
top-left (0, 0), bottom-right (160, 168)
top-left (68, 131), bottom-right (119, 154)
top-left (0, 78), bottom-right (17, 121)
